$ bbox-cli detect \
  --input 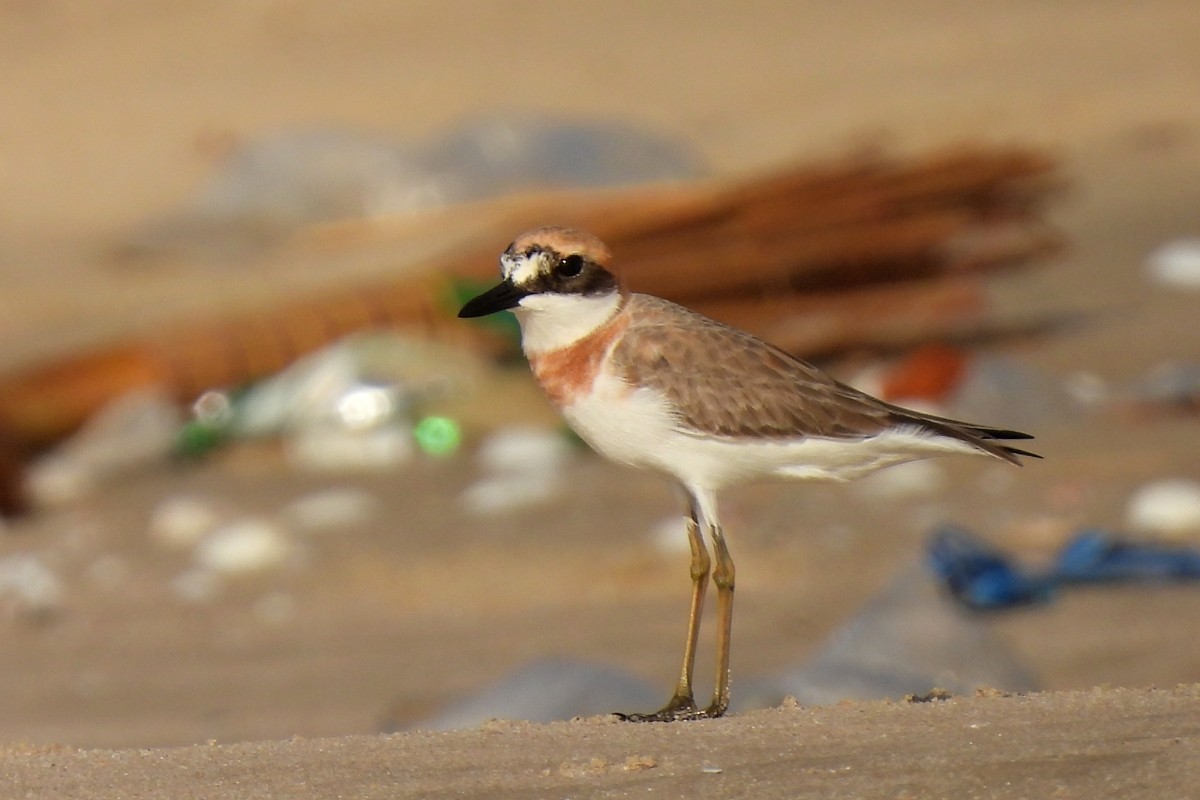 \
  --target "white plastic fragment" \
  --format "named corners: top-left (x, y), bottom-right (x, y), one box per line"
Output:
top-left (283, 487), bottom-right (379, 533)
top-left (459, 474), bottom-right (562, 517)
top-left (334, 385), bottom-right (397, 430)
top-left (1126, 479), bottom-right (1200, 539)
top-left (284, 425), bottom-right (414, 472)
top-left (26, 390), bottom-right (183, 507)
top-left (474, 426), bottom-right (574, 475)
top-left (1146, 238), bottom-right (1200, 288)
top-left (0, 554), bottom-right (65, 616)
top-left (148, 495), bottom-right (224, 549)
top-left (1062, 371), bottom-right (1109, 407)
top-left (233, 346), bottom-right (362, 435)
top-left (460, 426), bottom-right (574, 516)
top-left (193, 518), bottom-right (294, 574)
top-left (24, 457), bottom-right (92, 509)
